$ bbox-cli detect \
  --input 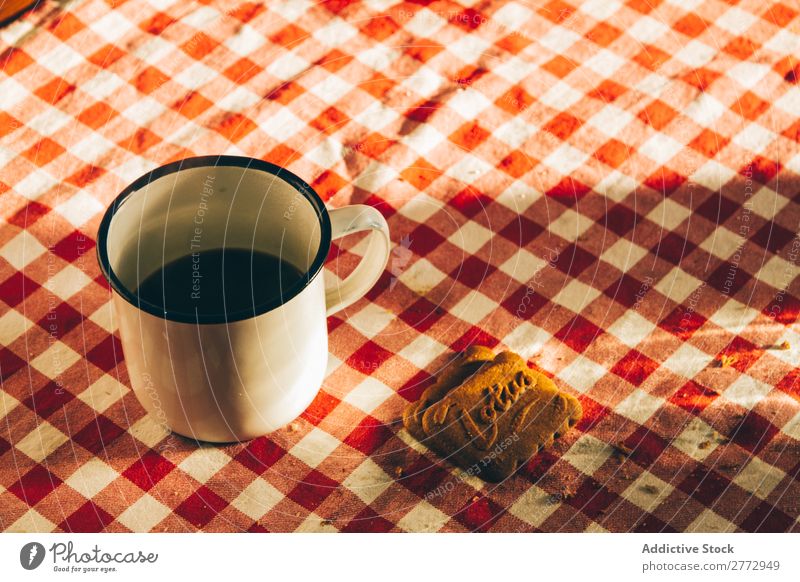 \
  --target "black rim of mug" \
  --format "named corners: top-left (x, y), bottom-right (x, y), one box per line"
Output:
top-left (96, 155), bottom-right (333, 324)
